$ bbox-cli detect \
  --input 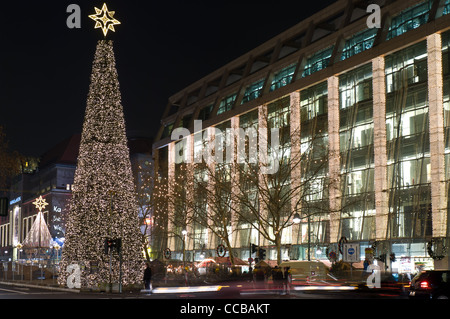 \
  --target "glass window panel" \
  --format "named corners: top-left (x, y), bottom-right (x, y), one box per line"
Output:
top-left (444, 0), bottom-right (450, 15)
top-left (162, 123), bottom-right (174, 139)
top-left (242, 79), bottom-right (265, 104)
top-left (387, 0), bottom-right (433, 40)
top-left (218, 93), bottom-right (237, 115)
top-left (341, 28), bottom-right (378, 61)
top-left (385, 41), bottom-right (430, 219)
top-left (302, 47), bottom-right (333, 77)
top-left (198, 105), bottom-right (213, 121)
top-left (240, 110), bottom-right (259, 130)
top-left (299, 82), bottom-right (329, 203)
top-left (270, 64), bottom-right (297, 91)
top-left (300, 82), bottom-right (328, 122)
